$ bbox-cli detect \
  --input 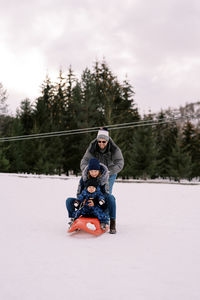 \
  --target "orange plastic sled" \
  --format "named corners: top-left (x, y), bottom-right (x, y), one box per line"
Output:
top-left (68, 217), bottom-right (108, 236)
